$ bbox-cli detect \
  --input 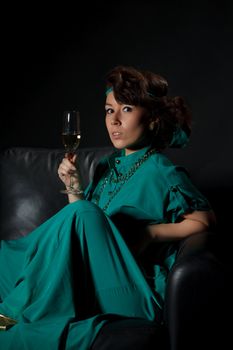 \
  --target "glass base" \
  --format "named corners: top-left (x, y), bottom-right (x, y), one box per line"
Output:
top-left (60, 188), bottom-right (84, 195)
